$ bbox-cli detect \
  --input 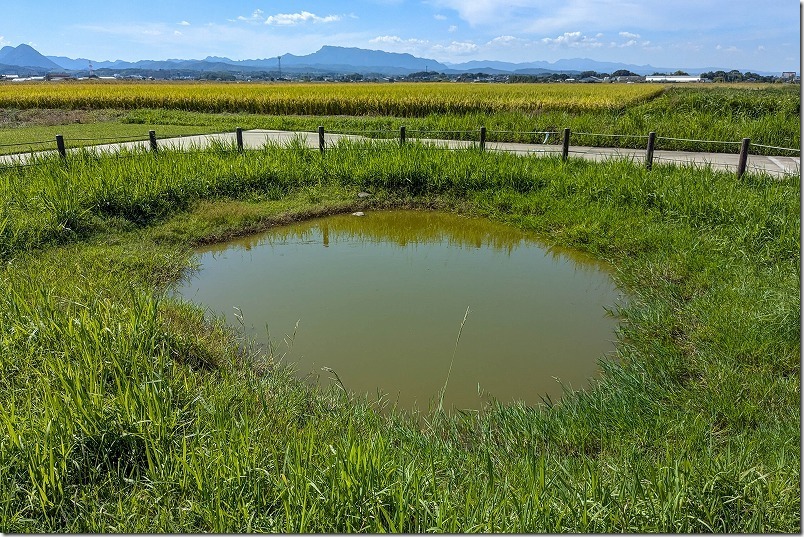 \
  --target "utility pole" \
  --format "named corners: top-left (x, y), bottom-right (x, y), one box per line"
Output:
top-left (277, 55), bottom-right (282, 80)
